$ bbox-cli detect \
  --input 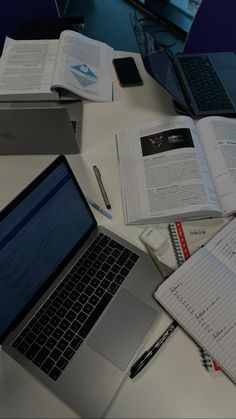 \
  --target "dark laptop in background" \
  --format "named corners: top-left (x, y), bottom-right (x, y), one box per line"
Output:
top-left (130, 14), bottom-right (236, 117)
top-left (1, 155), bottom-right (166, 418)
